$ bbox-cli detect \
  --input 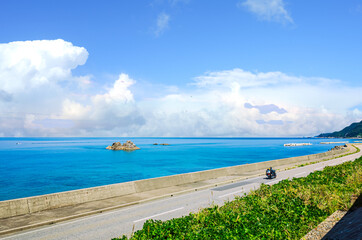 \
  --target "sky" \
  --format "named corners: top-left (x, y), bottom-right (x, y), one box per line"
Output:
top-left (0, 0), bottom-right (361, 137)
